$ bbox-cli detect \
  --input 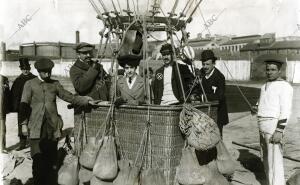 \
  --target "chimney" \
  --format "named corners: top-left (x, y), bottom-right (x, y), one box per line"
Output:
top-left (76, 31), bottom-right (80, 44)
